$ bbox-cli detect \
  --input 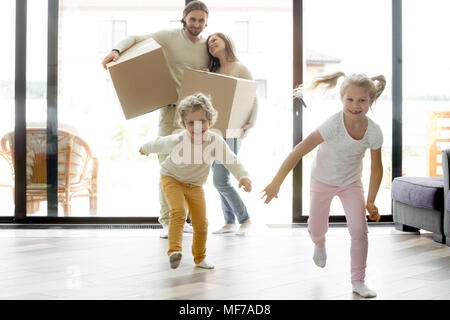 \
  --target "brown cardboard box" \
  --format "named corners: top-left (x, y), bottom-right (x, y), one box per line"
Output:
top-left (176, 69), bottom-right (256, 138)
top-left (107, 38), bottom-right (177, 120)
